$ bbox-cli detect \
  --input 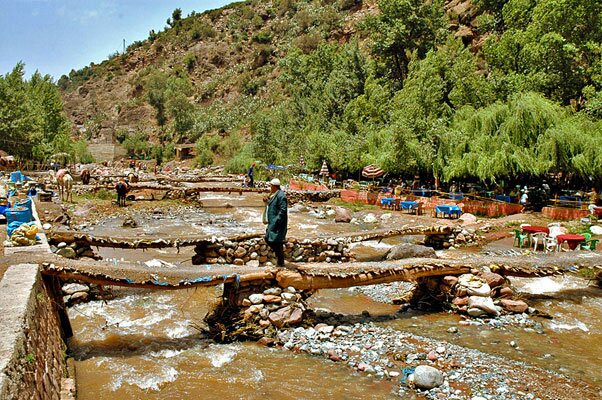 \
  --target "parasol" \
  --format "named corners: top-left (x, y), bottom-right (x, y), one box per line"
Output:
top-left (362, 164), bottom-right (384, 179)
